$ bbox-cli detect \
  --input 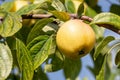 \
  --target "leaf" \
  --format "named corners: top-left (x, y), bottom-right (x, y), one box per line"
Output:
top-left (90, 24), bottom-right (104, 41)
top-left (63, 58), bottom-right (81, 80)
top-left (94, 36), bottom-right (115, 60)
top-left (115, 50), bottom-right (120, 68)
top-left (0, 11), bottom-right (22, 37)
top-left (77, 2), bottom-right (84, 17)
top-left (16, 38), bottom-right (34, 80)
top-left (88, 53), bottom-right (106, 76)
top-left (104, 54), bottom-right (112, 80)
top-left (44, 49), bottom-right (64, 72)
top-left (27, 35), bottom-right (49, 57)
top-left (33, 35), bottom-right (55, 69)
top-left (33, 67), bottom-right (49, 80)
top-left (38, 1), bottom-right (55, 11)
top-left (51, 0), bottom-right (66, 11)
top-left (16, 3), bottom-right (41, 15)
top-left (0, 43), bottom-right (13, 80)
top-left (92, 12), bottom-right (120, 30)
top-left (65, 0), bottom-right (76, 13)
top-left (7, 12), bottom-right (22, 36)
top-left (50, 11), bottom-right (70, 21)
top-left (27, 18), bottom-right (53, 44)
top-left (0, 1), bottom-right (14, 11)
top-left (96, 55), bottom-right (106, 80)
top-left (84, 6), bottom-right (97, 18)
top-left (110, 4), bottom-right (120, 16)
